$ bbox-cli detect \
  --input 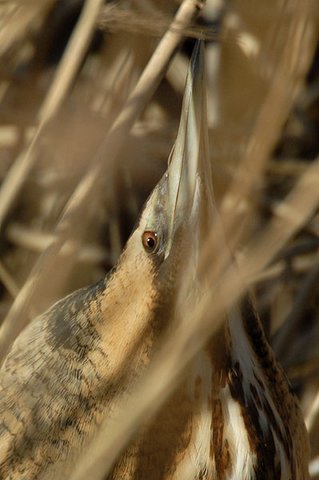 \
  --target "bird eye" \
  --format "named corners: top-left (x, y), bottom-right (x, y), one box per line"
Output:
top-left (142, 231), bottom-right (158, 253)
